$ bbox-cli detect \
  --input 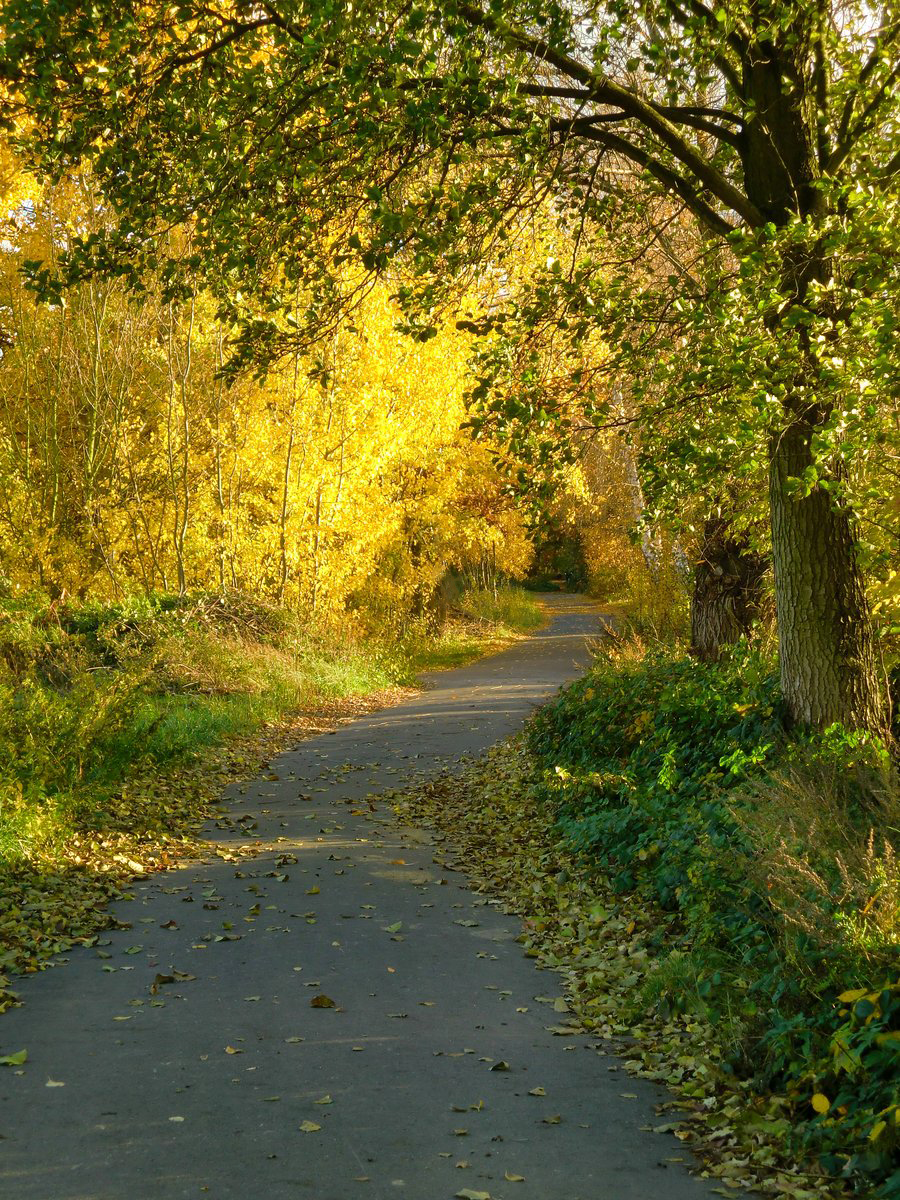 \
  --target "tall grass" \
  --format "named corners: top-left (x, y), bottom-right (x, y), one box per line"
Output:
top-left (456, 584), bottom-right (545, 632)
top-left (0, 588), bottom-right (540, 872)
